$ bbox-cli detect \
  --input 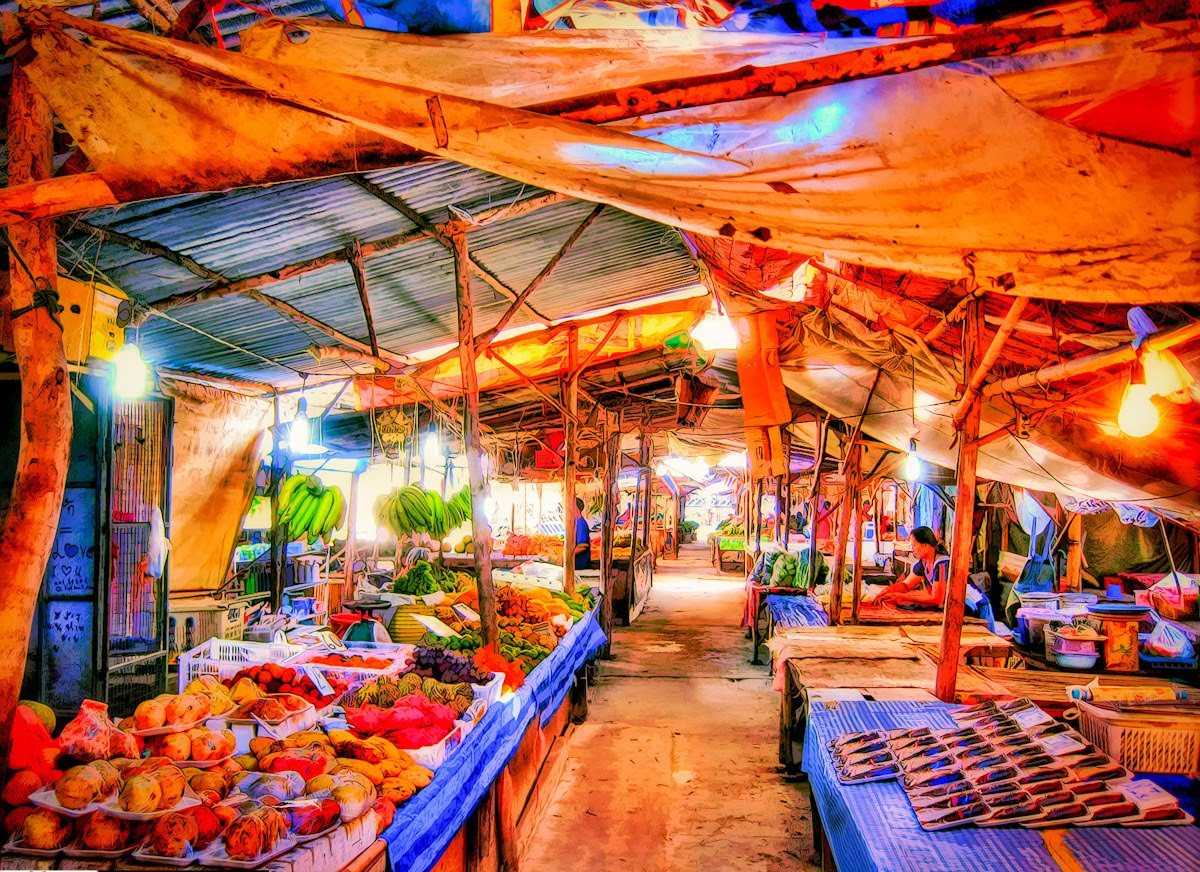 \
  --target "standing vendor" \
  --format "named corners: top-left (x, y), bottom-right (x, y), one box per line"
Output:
top-left (573, 497), bottom-right (593, 570)
top-left (875, 526), bottom-right (950, 607)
